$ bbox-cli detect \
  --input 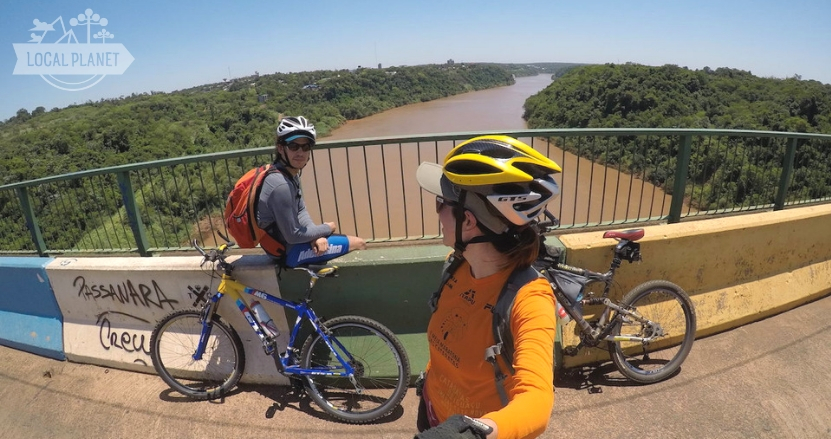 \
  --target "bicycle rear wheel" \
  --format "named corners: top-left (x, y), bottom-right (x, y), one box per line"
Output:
top-left (300, 315), bottom-right (410, 424)
top-left (608, 280), bottom-right (696, 384)
top-left (150, 309), bottom-right (245, 400)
